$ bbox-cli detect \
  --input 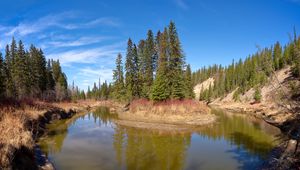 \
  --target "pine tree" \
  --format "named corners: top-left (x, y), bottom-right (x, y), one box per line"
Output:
top-left (142, 30), bottom-right (155, 98)
top-left (292, 35), bottom-right (300, 77)
top-left (0, 53), bottom-right (5, 97)
top-left (254, 87), bottom-right (262, 103)
top-left (151, 28), bottom-right (170, 101)
top-left (13, 40), bottom-right (28, 98)
top-left (185, 64), bottom-right (194, 98)
top-left (46, 59), bottom-right (55, 91)
top-left (30, 46), bottom-right (47, 96)
top-left (113, 53), bottom-right (125, 100)
top-left (4, 43), bottom-right (16, 98)
top-left (132, 44), bottom-right (140, 98)
top-left (125, 39), bottom-right (140, 100)
top-left (168, 21), bottom-right (185, 99)
top-left (273, 42), bottom-right (282, 70)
